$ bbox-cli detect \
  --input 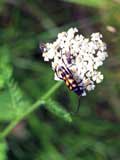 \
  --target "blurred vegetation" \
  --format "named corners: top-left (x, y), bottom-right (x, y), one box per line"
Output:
top-left (0, 0), bottom-right (120, 159)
